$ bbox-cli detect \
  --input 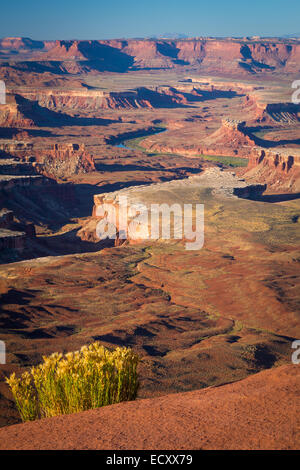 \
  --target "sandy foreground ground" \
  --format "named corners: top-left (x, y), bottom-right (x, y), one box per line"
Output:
top-left (0, 364), bottom-right (299, 450)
